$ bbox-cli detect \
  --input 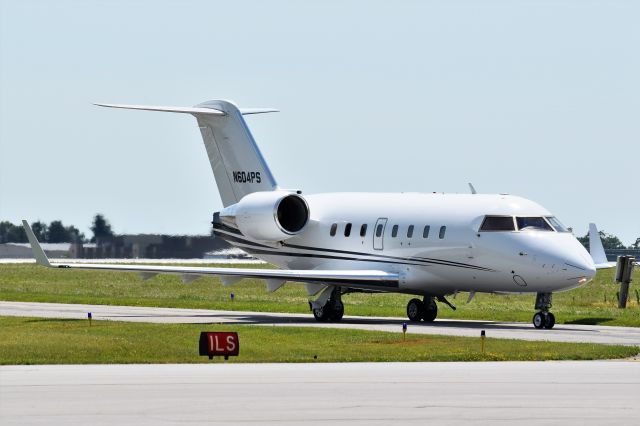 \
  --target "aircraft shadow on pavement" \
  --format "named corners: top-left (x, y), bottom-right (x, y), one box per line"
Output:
top-left (99, 312), bottom-right (538, 331)
top-left (94, 312), bottom-right (604, 333)
top-left (565, 317), bottom-right (613, 325)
